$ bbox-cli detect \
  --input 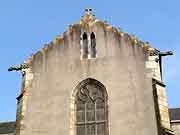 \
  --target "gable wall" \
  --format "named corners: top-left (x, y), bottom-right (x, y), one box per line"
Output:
top-left (18, 23), bottom-right (158, 135)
